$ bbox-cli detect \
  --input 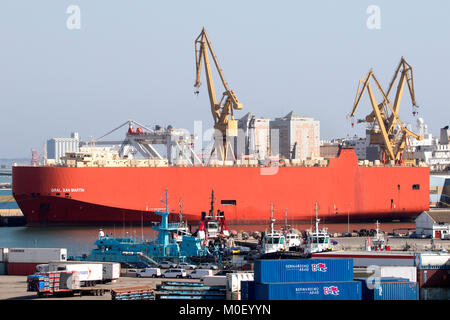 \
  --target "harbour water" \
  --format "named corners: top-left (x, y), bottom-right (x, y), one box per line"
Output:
top-left (0, 221), bottom-right (415, 258)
